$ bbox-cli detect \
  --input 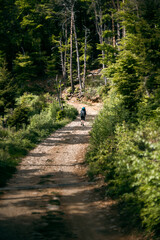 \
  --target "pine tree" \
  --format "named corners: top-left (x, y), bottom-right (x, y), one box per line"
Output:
top-left (0, 54), bottom-right (16, 116)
